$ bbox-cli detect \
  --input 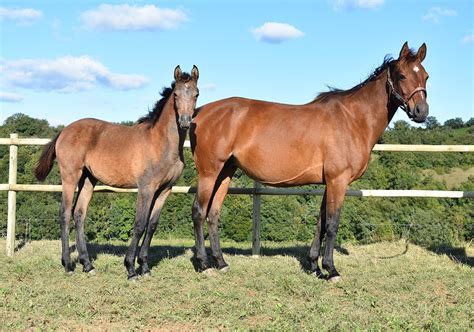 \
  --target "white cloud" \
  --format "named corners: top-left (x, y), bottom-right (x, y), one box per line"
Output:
top-left (0, 56), bottom-right (149, 93)
top-left (331, 0), bottom-right (384, 10)
top-left (252, 22), bottom-right (304, 44)
top-left (462, 34), bottom-right (474, 44)
top-left (80, 4), bottom-right (187, 31)
top-left (0, 7), bottom-right (42, 24)
top-left (422, 7), bottom-right (456, 23)
top-left (202, 83), bottom-right (217, 91)
top-left (0, 92), bottom-right (23, 103)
